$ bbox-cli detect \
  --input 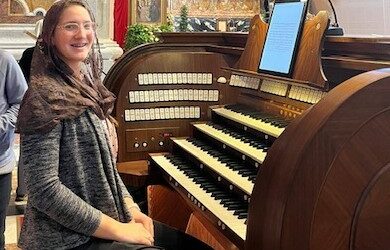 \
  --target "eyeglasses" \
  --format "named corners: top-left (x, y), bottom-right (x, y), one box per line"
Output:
top-left (57, 22), bottom-right (96, 34)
